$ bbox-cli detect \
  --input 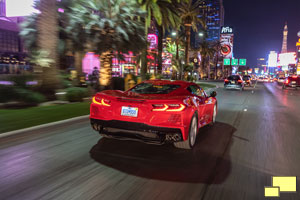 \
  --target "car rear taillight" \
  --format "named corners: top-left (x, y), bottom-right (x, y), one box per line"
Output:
top-left (92, 96), bottom-right (111, 106)
top-left (285, 79), bottom-right (289, 84)
top-left (238, 80), bottom-right (243, 83)
top-left (224, 79), bottom-right (229, 83)
top-left (152, 104), bottom-right (186, 112)
top-left (166, 104), bottom-right (185, 112)
top-left (152, 104), bottom-right (168, 111)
